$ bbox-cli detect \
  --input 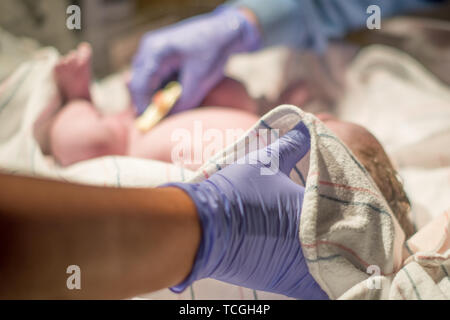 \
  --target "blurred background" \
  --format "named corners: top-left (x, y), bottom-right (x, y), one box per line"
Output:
top-left (0, 0), bottom-right (224, 78)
